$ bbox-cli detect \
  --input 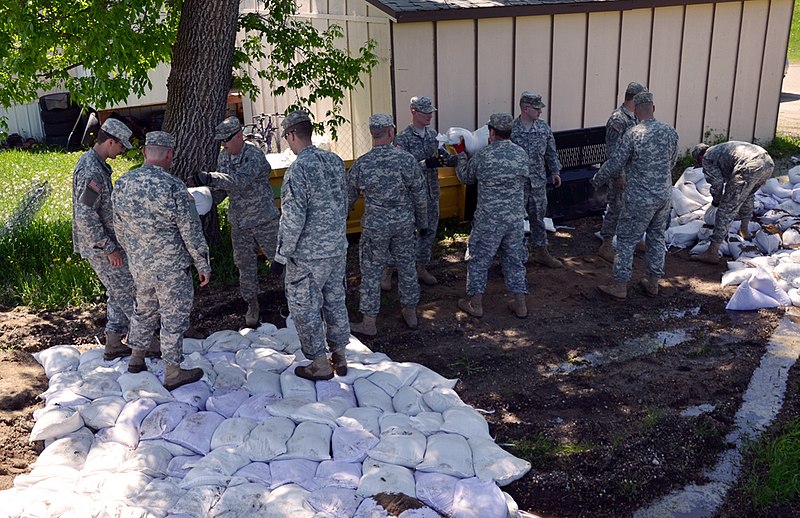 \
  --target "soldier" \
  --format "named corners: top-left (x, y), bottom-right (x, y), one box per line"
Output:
top-left (276, 111), bottom-right (350, 381)
top-left (191, 116), bottom-right (280, 327)
top-left (112, 131), bottom-right (211, 390)
top-left (347, 114), bottom-right (429, 336)
top-left (511, 91), bottom-right (563, 268)
top-left (71, 118), bottom-right (140, 361)
top-left (591, 92), bottom-right (678, 300)
top-left (597, 82), bottom-right (648, 262)
top-left (690, 141), bottom-right (774, 264)
top-left (456, 113), bottom-right (530, 318)
top-left (392, 95), bottom-right (448, 286)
